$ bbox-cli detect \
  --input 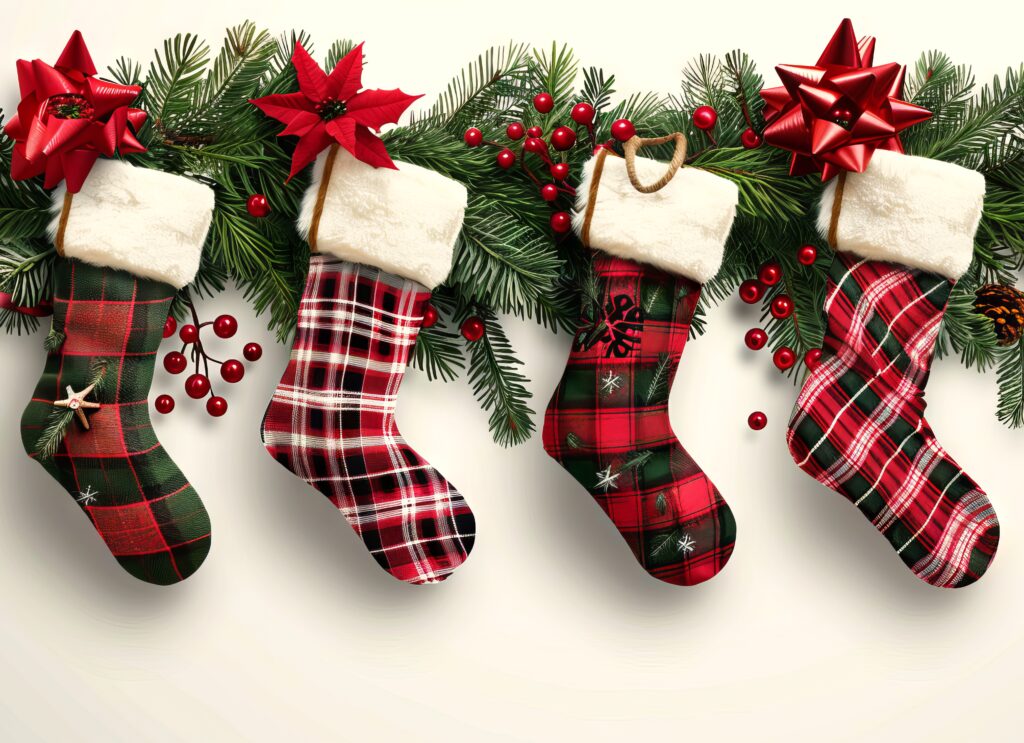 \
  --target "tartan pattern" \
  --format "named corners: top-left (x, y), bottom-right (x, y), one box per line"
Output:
top-left (261, 256), bottom-right (475, 584)
top-left (787, 253), bottom-right (1000, 587)
top-left (20, 258), bottom-right (211, 585)
top-left (542, 253), bottom-right (736, 586)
